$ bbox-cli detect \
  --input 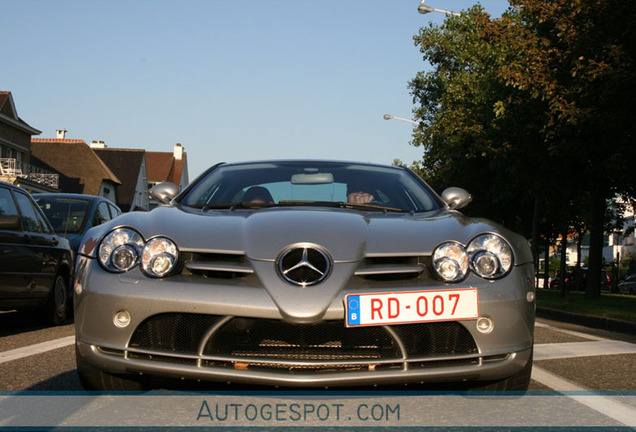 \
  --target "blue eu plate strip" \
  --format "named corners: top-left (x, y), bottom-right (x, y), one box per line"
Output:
top-left (347, 295), bottom-right (361, 326)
